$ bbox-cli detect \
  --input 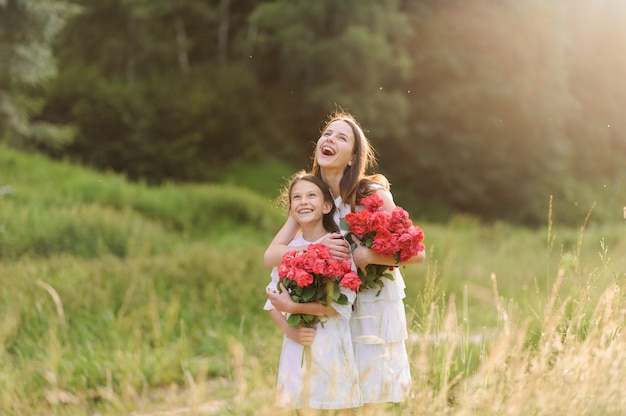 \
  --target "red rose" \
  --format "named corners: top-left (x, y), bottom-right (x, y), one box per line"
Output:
top-left (371, 228), bottom-right (395, 256)
top-left (293, 268), bottom-right (314, 287)
top-left (367, 210), bottom-right (389, 232)
top-left (340, 271), bottom-right (362, 292)
top-left (362, 194), bottom-right (384, 211)
top-left (345, 210), bottom-right (371, 236)
top-left (310, 257), bottom-right (328, 275)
